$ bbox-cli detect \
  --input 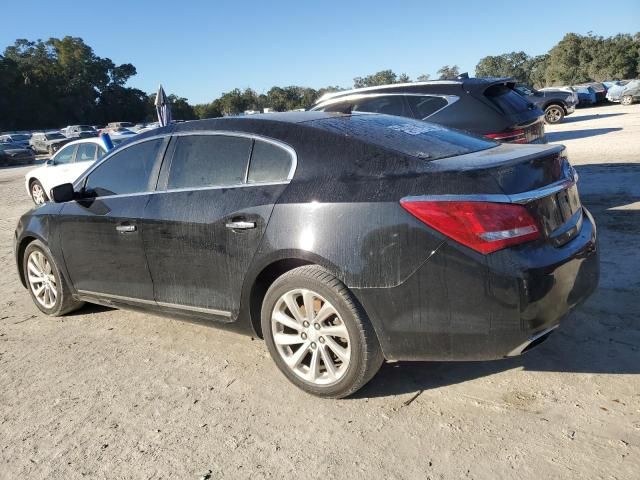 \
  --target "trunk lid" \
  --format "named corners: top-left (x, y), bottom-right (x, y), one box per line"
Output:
top-left (428, 143), bottom-right (582, 246)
